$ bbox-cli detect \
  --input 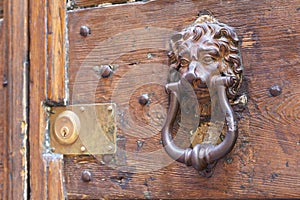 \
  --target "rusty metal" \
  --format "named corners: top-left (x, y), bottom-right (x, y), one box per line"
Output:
top-left (81, 170), bottom-right (92, 182)
top-left (80, 25), bottom-right (91, 37)
top-left (50, 103), bottom-right (117, 155)
top-left (138, 94), bottom-right (150, 106)
top-left (161, 14), bottom-right (243, 176)
top-left (269, 85), bottom-right (282, 97)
